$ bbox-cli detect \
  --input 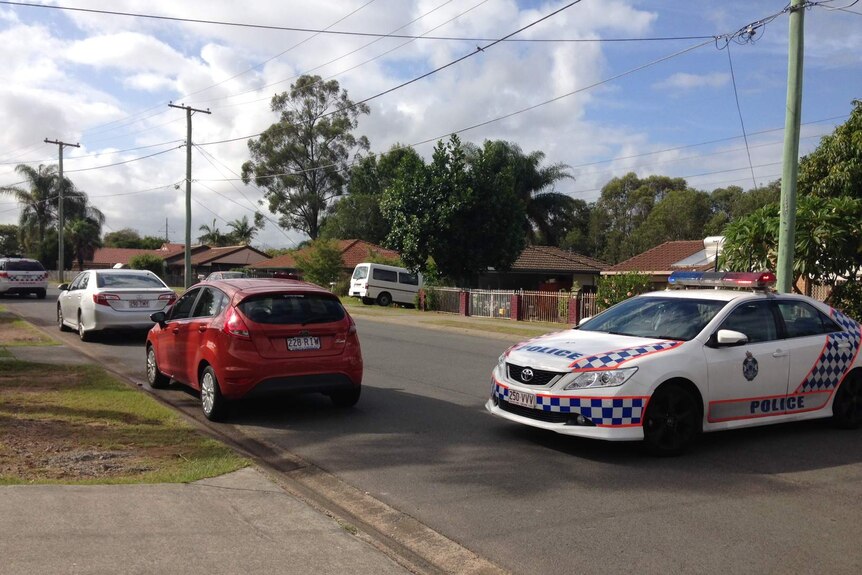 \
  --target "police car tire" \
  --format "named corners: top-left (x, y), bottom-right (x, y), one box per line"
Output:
top-left (35, 289), bottom-right (46, 299)
top-left (832, 373), bottom-right (862, 430)
top-left (643, 384), bottom-right (701, 456)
